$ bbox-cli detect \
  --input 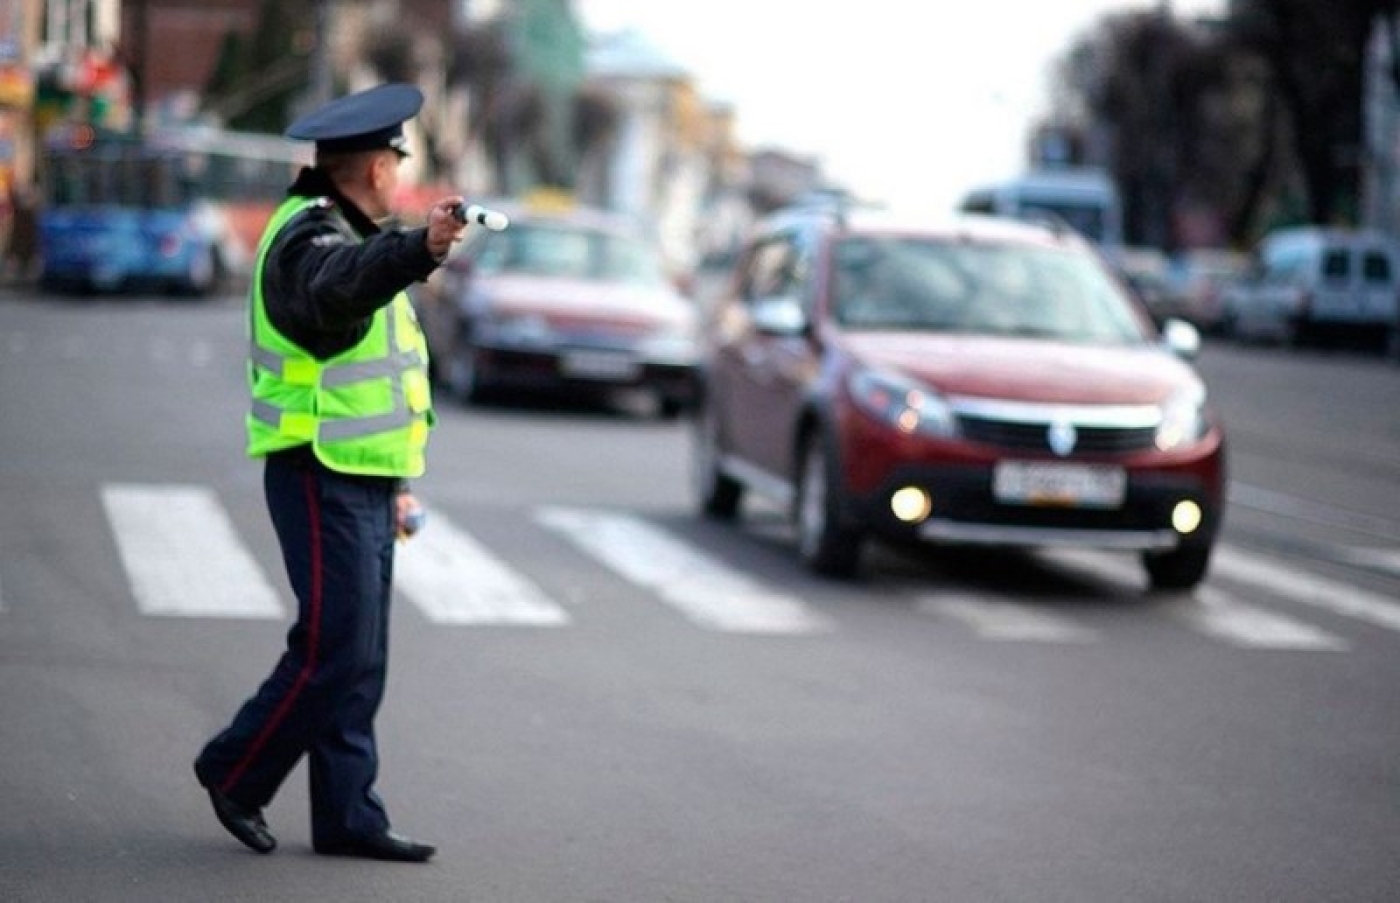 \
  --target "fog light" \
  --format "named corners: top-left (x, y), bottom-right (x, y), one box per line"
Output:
top-left (1172, 500), bottom-right (1203, 535)
top-left (891, 487), bottom-right (932, 523)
